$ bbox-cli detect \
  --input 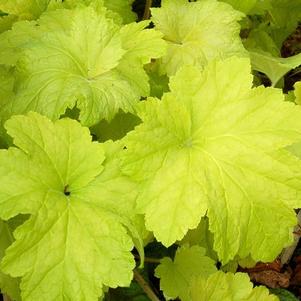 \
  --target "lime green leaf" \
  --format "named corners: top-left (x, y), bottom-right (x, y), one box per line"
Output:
top-left (48, 0), bottom-right (134, 24)
top-left (151, 0), bottom-right (246, 75)
top-left (121, 57), bottom-right (301, 263)
top-left (0, 65), bottom-right (14, 147)
top-left (190, 271), bottom-right (278, 300)
top-left (249, 50), bottom-right (301, 86)
top-left (244, 27), bottom-right (280, 57)
top-left (0, 6), bottom-right (78, 66)
top-left (179, 217), bottom-right (217, 261)
top-left (0, 14), bottom-right (17, 33)
top-left (155, 245), bottom-right (216, 301)
top-left (103, 0), bottom-right (136, 23)
top-left (267, 0), bottom-right (301, 47)
top-left (295, 81), bottom-right (301, 105)
top-left (119, 20), bottom-right (166, 65)
top-left (249, 0), bottom-right (271, 14)
top-left (0, 220), bottom-right (20, 301)
top-left (284, 91), bottom-right (296, 103)
top-left (0, 112), bottom-right (140, 301)
top-left (0, 65), bottom-right (14, 103)
top-left (145, 62), bottom-right (169, 98)
top-left (243, 0), bottom-right (301, 49)
top-left (6, 7), bottom-right (165, 126)
top-left (0, 20), bottom-right (41, 65)
top-left (0, 0), bottom-right (49, 20)
top-left (220, 0), bottom-right (257, 13)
